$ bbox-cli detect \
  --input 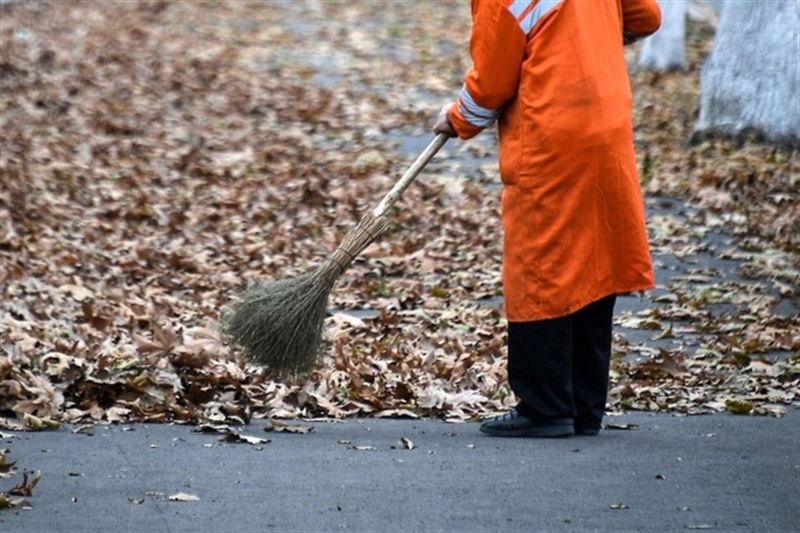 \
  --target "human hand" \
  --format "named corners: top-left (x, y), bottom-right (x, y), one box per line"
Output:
top-left (433, 103), bottom-right (457, 137)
